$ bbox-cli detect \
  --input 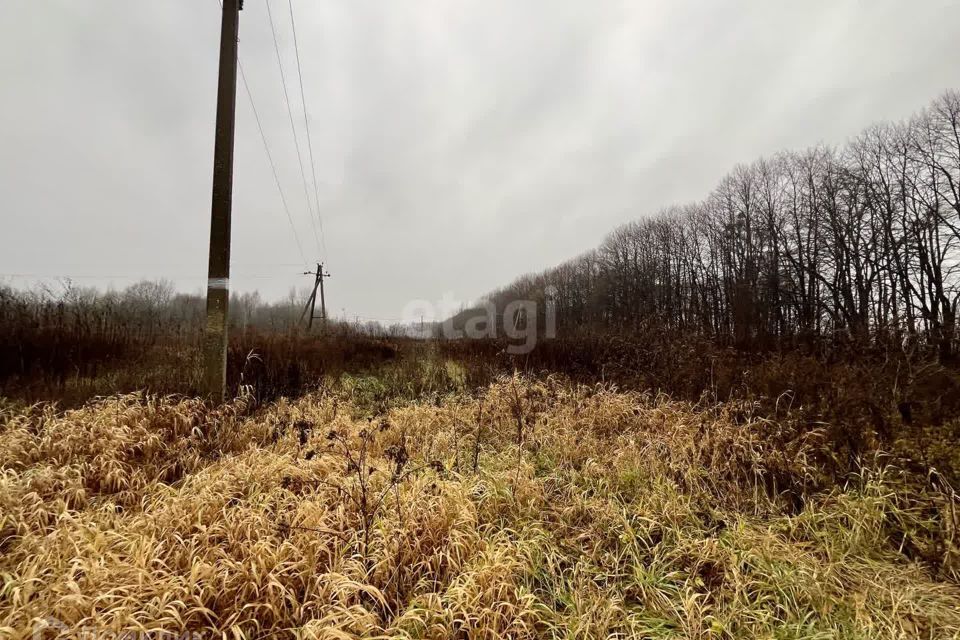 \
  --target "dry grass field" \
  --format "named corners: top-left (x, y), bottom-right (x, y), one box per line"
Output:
top-left (3, 8), bottom-right (959, 639)
top-left (3, 374), bottom-right (959, 639)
